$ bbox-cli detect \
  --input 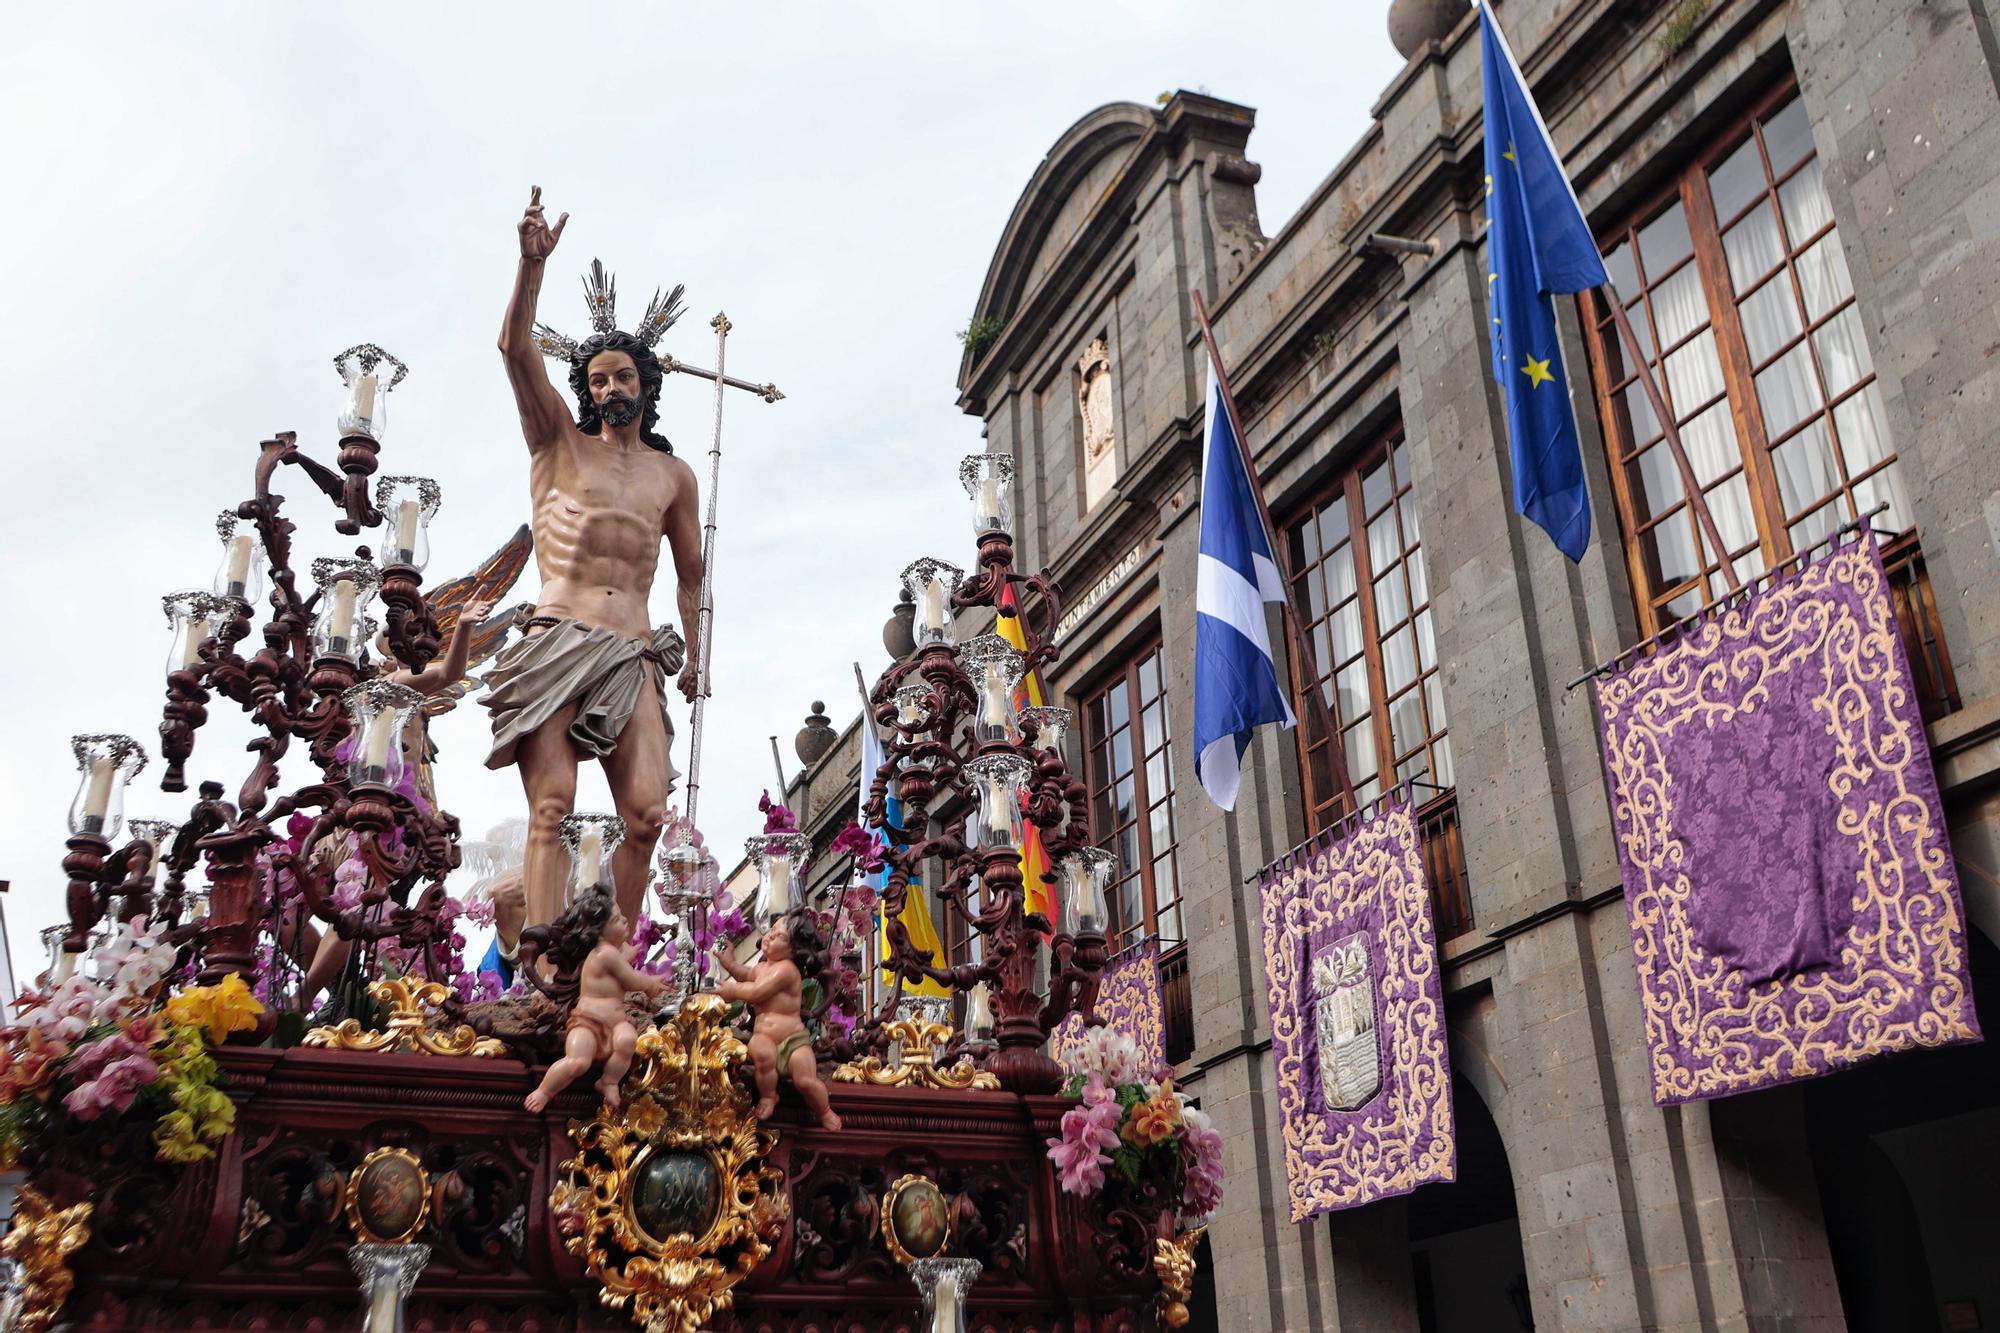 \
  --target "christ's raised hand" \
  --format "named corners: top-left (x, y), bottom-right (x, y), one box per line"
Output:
top-left (518, 185), bottom-right (568, 261)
